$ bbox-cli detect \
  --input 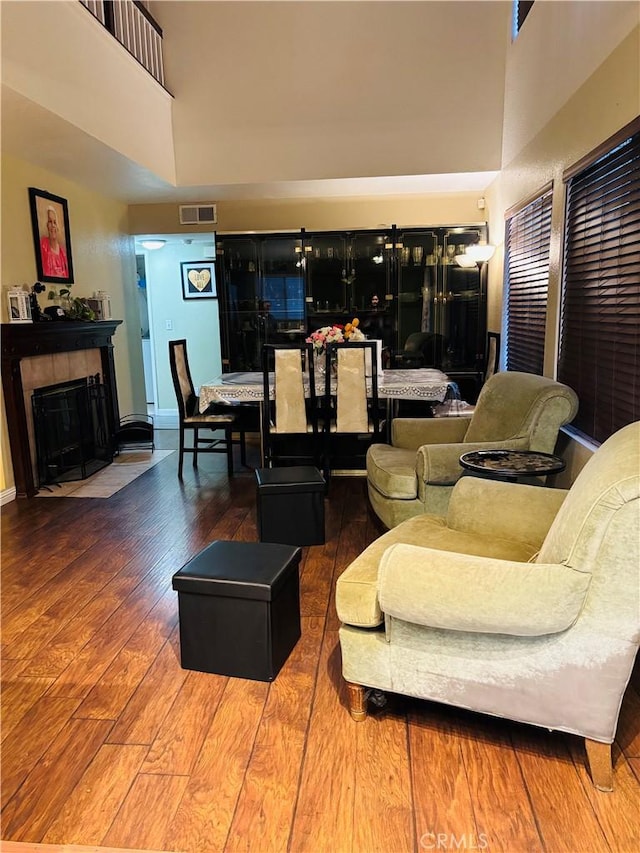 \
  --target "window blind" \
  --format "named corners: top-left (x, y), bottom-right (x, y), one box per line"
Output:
top-left (559, 121), bottom-right (640, 444)
top-left (504, 188), bottom-right (553, 374)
